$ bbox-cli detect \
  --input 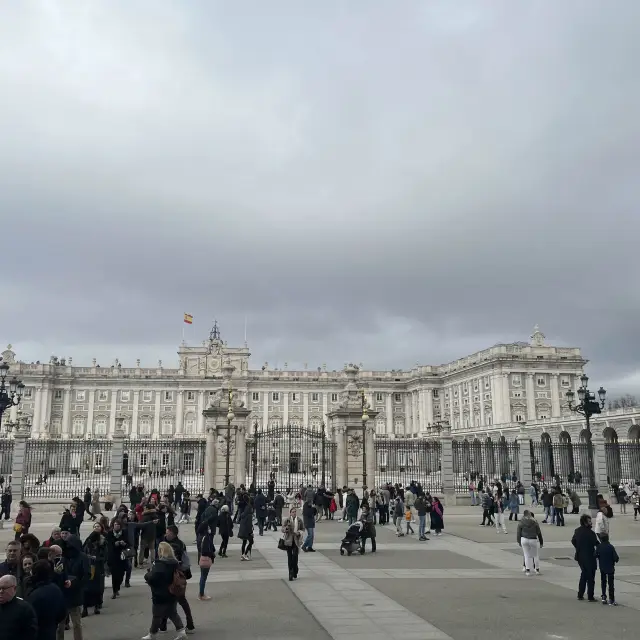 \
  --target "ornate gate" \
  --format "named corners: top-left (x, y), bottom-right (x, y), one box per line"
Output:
top-left (247, 423), bottom-right (337, 492)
